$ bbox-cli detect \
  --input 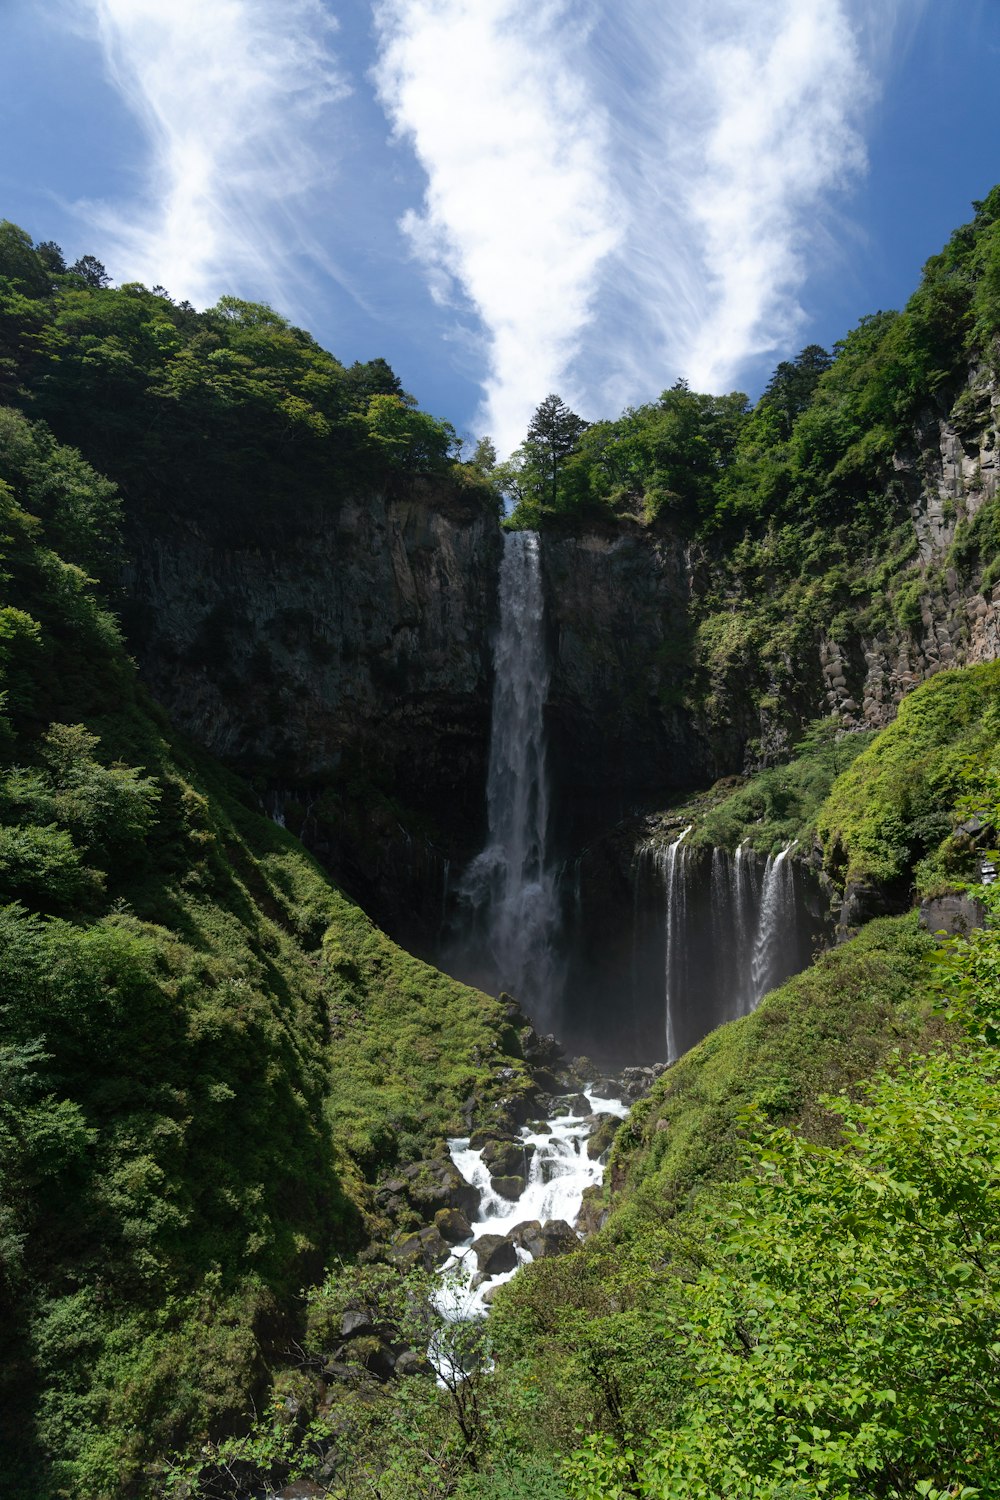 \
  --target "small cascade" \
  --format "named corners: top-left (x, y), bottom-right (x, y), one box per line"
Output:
top-left (437, 1087), bottom-right (630, 1320)
top-left (750, 841), bottom-right (798, 1004)
top-left (452, 530), bottom-right (560, 1018)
